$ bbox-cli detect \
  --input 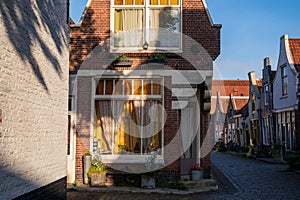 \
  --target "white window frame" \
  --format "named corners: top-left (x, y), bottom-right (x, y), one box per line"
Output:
top-left (110, 0), bottom-right (182, 53)
top-left (90, 76), bottom-right (165, 163)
